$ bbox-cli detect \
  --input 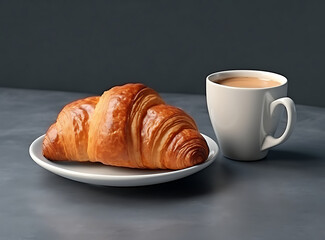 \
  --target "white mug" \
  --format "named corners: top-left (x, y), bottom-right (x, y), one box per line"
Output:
top-left (206, 70), bottom-right (296, 161)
